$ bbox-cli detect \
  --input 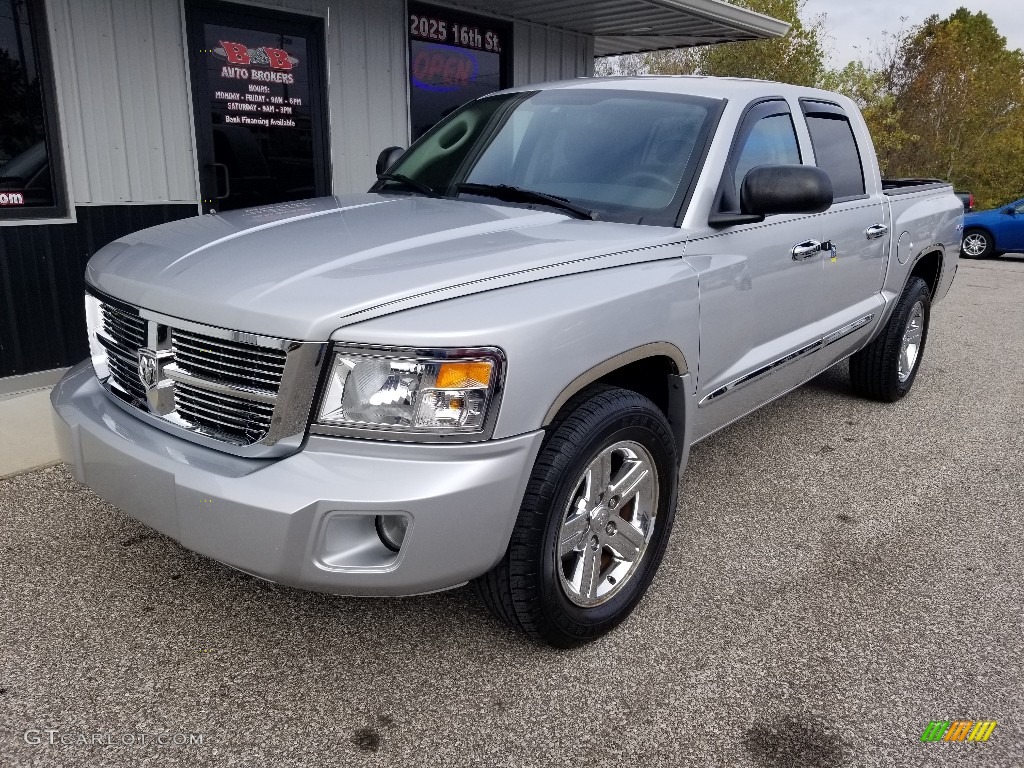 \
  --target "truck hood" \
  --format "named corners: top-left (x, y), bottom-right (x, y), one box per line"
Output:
top-left (86, 194), bottom-right (686, 340)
